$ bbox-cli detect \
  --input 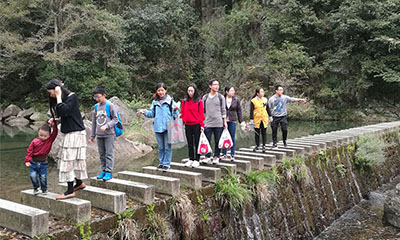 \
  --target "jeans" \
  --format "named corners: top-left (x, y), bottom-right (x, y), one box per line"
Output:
top-left (97, 135), bottom-right (115, 172)
top-left (271, 116), bottom-right (288, 144)
top-left (185, 124), bottom-right (201, 161)
top-left (222, 122), bottom-right (236, 156)
top-left (255, 121), bottom-right (267, 147)
top-left (204, 127), bottom-right (223, 158)
top-left (155, 131), bottom-right (172, 166)
top-left (29, 160), bottom-right (48, 190)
